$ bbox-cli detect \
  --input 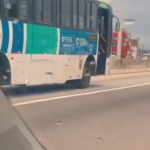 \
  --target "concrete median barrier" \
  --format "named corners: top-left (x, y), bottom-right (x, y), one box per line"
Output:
top-left (110, 58), bottom-right (150, 69)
